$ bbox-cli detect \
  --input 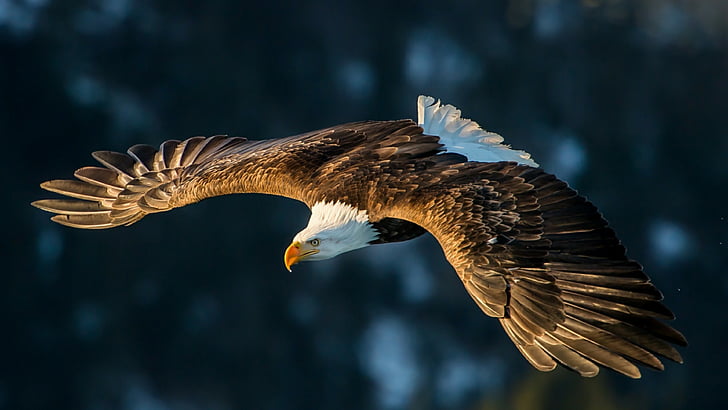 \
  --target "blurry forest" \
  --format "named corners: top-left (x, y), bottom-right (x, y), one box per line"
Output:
top-left (3, 0), bottom-right (728, 409)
